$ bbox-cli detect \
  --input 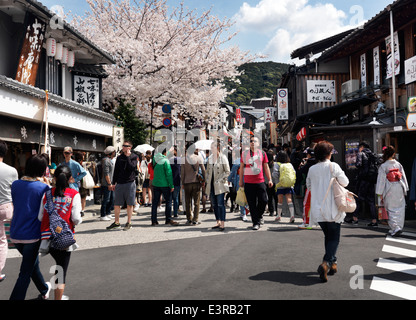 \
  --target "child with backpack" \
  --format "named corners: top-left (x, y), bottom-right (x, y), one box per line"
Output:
top-left (272, 151), bottom-right (297, 223)
top-left (40, 165), bottom-right (82, 300)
